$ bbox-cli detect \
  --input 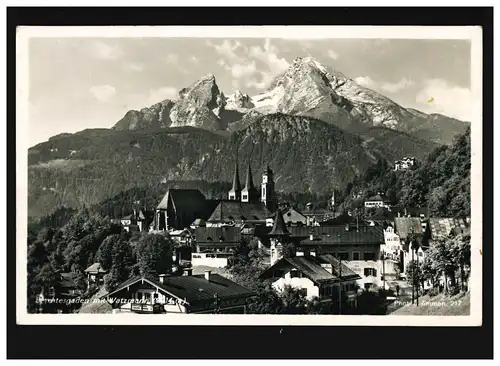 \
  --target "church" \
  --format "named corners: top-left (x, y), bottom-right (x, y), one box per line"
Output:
top-left (152, 158), bottom-right (279, 232)
top-left (206, 160), bottom-right (278, 226)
